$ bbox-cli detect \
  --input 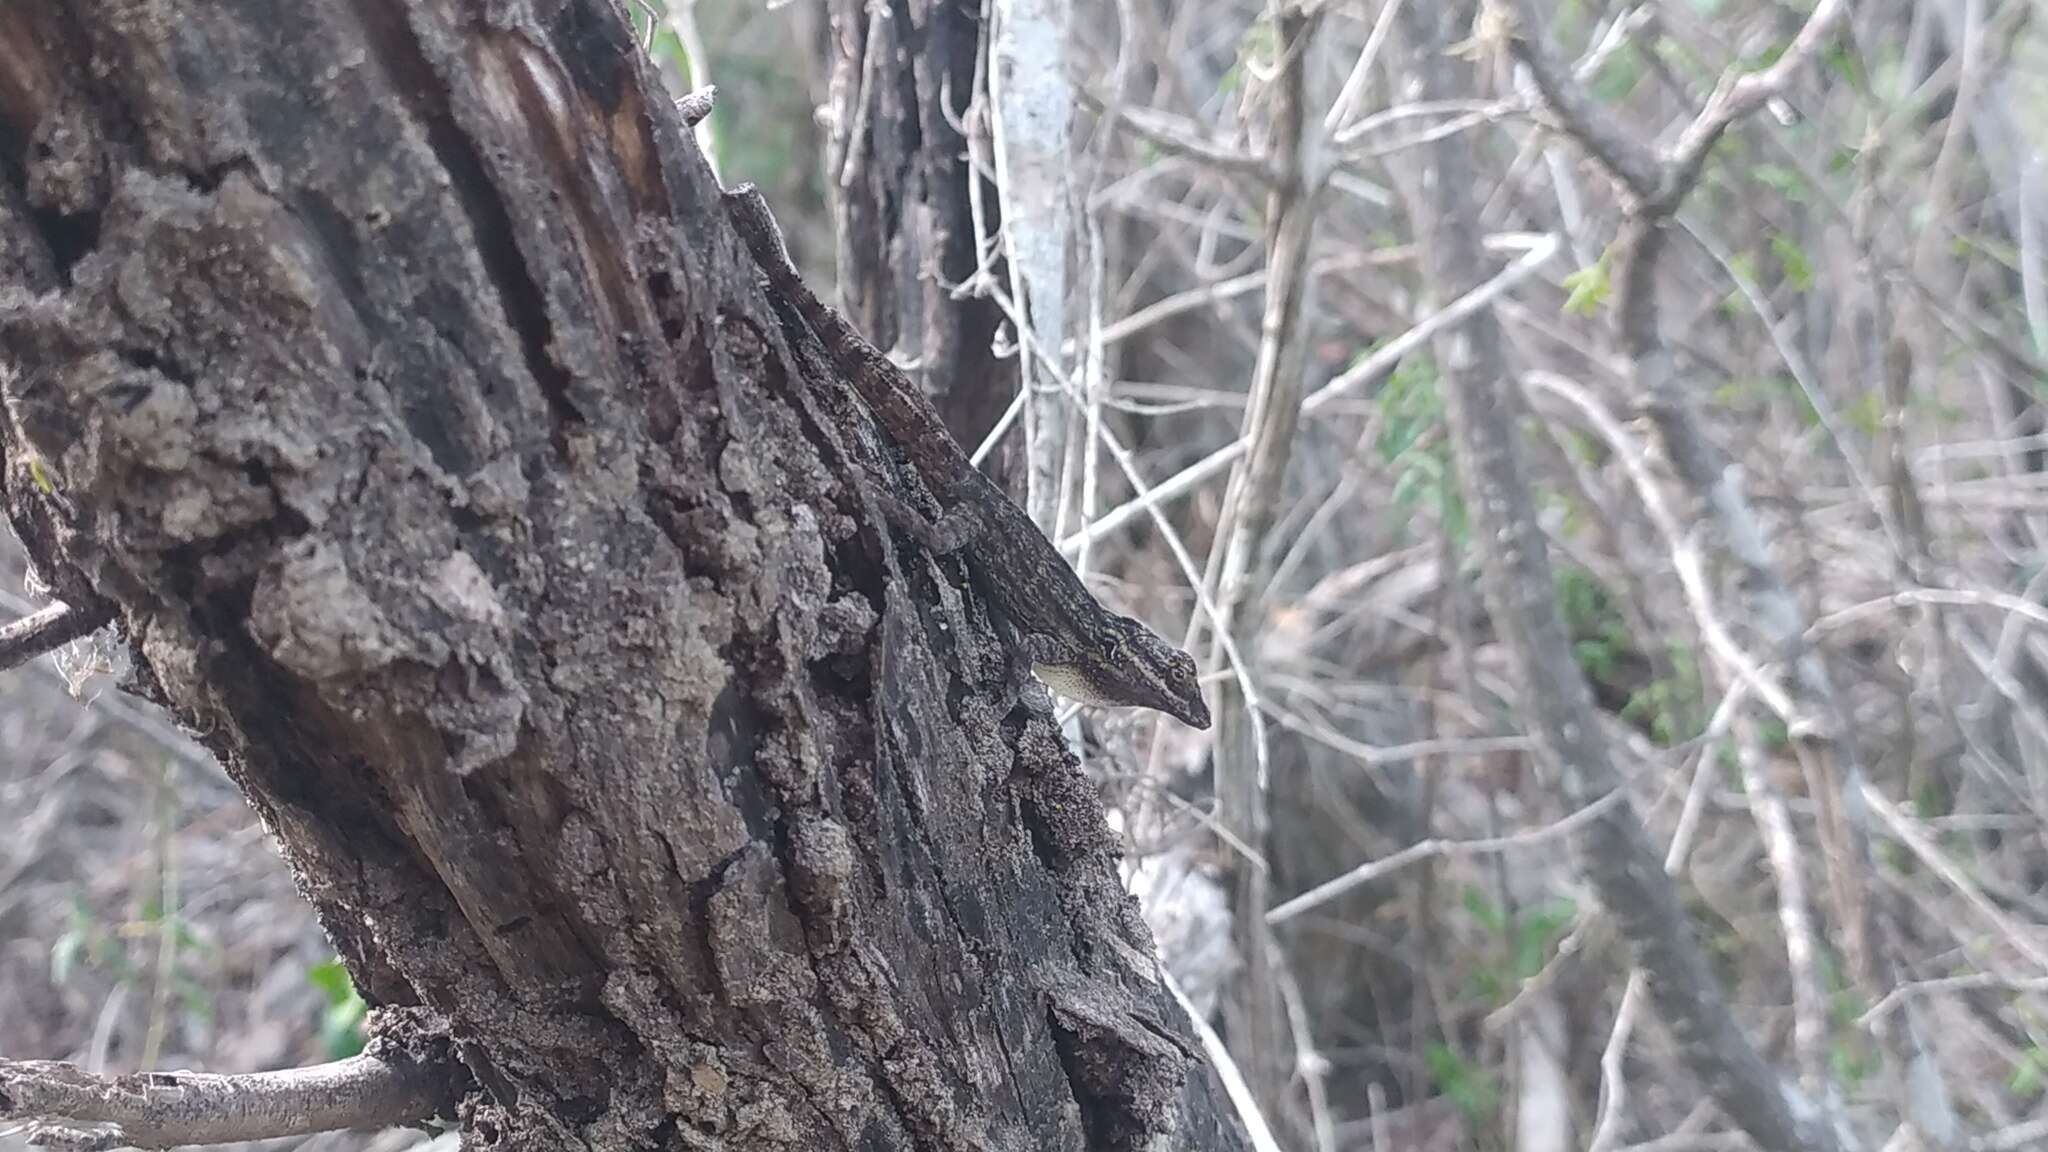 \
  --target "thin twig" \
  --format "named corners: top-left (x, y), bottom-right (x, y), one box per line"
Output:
top-left (1059, 235), bottom-right (1561, 556)
top-left (0, 600), bottom-right (115, 674)
top-left (1858, 973), bottom-right (2048, 1029)
top-left (1736, 721), bottom-right (1828, 1094)
top-left (1079, 94), bottom-right (1272, 180)
top-left (662, 0), bottom-right (720, 179)
top-left (1526, 370), bottom-right (1805, 725)
top-left (1267, 786), bottom-right (1628, 924)
top-left (1162, 970), bottom-right (1287, 1152)
top-left (1861, 783), bottom-right (2048, 974)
